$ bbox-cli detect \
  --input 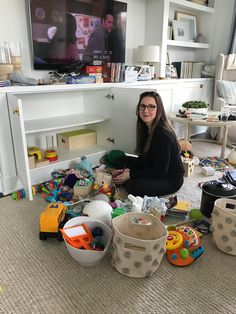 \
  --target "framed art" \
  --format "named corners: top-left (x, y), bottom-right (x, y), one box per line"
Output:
top-left (175, 12), bottom-right (197, 41)
top-left (172, 20), bottom-right (189, 41)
